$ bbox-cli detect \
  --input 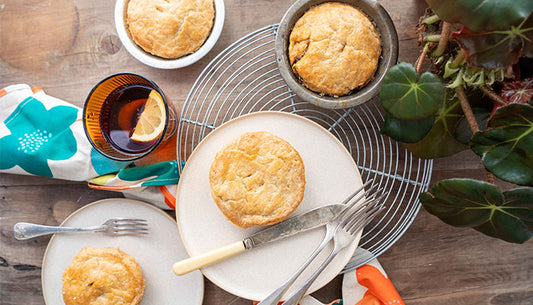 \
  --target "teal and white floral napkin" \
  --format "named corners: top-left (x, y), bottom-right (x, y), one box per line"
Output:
top-left (0, 84), bottom-right (179, 209)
